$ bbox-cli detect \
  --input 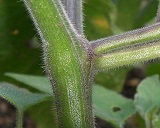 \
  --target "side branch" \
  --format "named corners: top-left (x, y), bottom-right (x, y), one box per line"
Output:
top-left (62, 0), bottom-right (84, 34)
top-left (91, 23), bottom-right (160, 54)
top-left (94, 40), bottom-right (160, 71)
